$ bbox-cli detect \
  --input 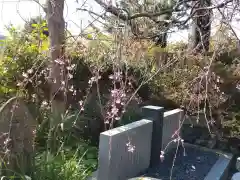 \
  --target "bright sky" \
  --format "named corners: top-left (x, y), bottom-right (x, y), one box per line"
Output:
top-left (0, 0), bottom-right (103, 34)
top-left (0, 0), bottom-right (189, 41)
top-left (0, 0), bottom-right (239, 42)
